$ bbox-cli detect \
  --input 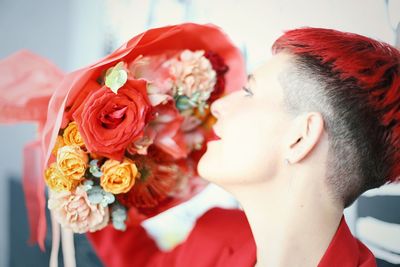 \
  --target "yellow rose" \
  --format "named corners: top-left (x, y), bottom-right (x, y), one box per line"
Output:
top-left (57, 145), bottom-right (88, 181)
top-left (44, 163), bottom-right (79, 192)
top-left (100, 158), bottom-right (137, 194)
top-left (52, 135), bottom-right (65, 156)
top-left (63, 121), bottom-right (85, 147)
